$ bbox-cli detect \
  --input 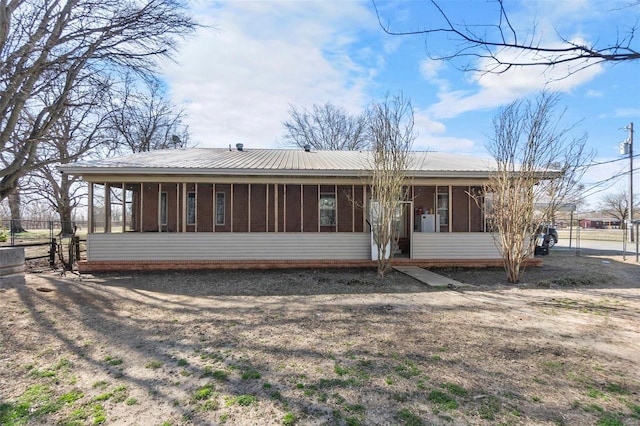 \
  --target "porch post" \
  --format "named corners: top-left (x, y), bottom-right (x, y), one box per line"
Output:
top-left (212, 183), bottom-right (216, 232)
top-left (104, 183), bottom-right (111, 233)
top-left (274, 184), bottom-right (279, 232)
top-left (88, 183), bottom-right (93, 233)
top-left (194, 183), bottom-right (198, 232)
top-left (121, 183), bottom-right (126, 233)
top-left (158, 183), bottom-right (162, 232)
top-left (139, 183), bottom-right (143, 233)
top-left (317, 184), bottom-right (320, 232)
top-left (334, 184), bottom-right (338, 231)
top-left (266, 184), bottom-right (269, 232)
top-left (352, 184), bottom-right (355, 232)
top-left (182, 183), bottom-right (187, 233)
